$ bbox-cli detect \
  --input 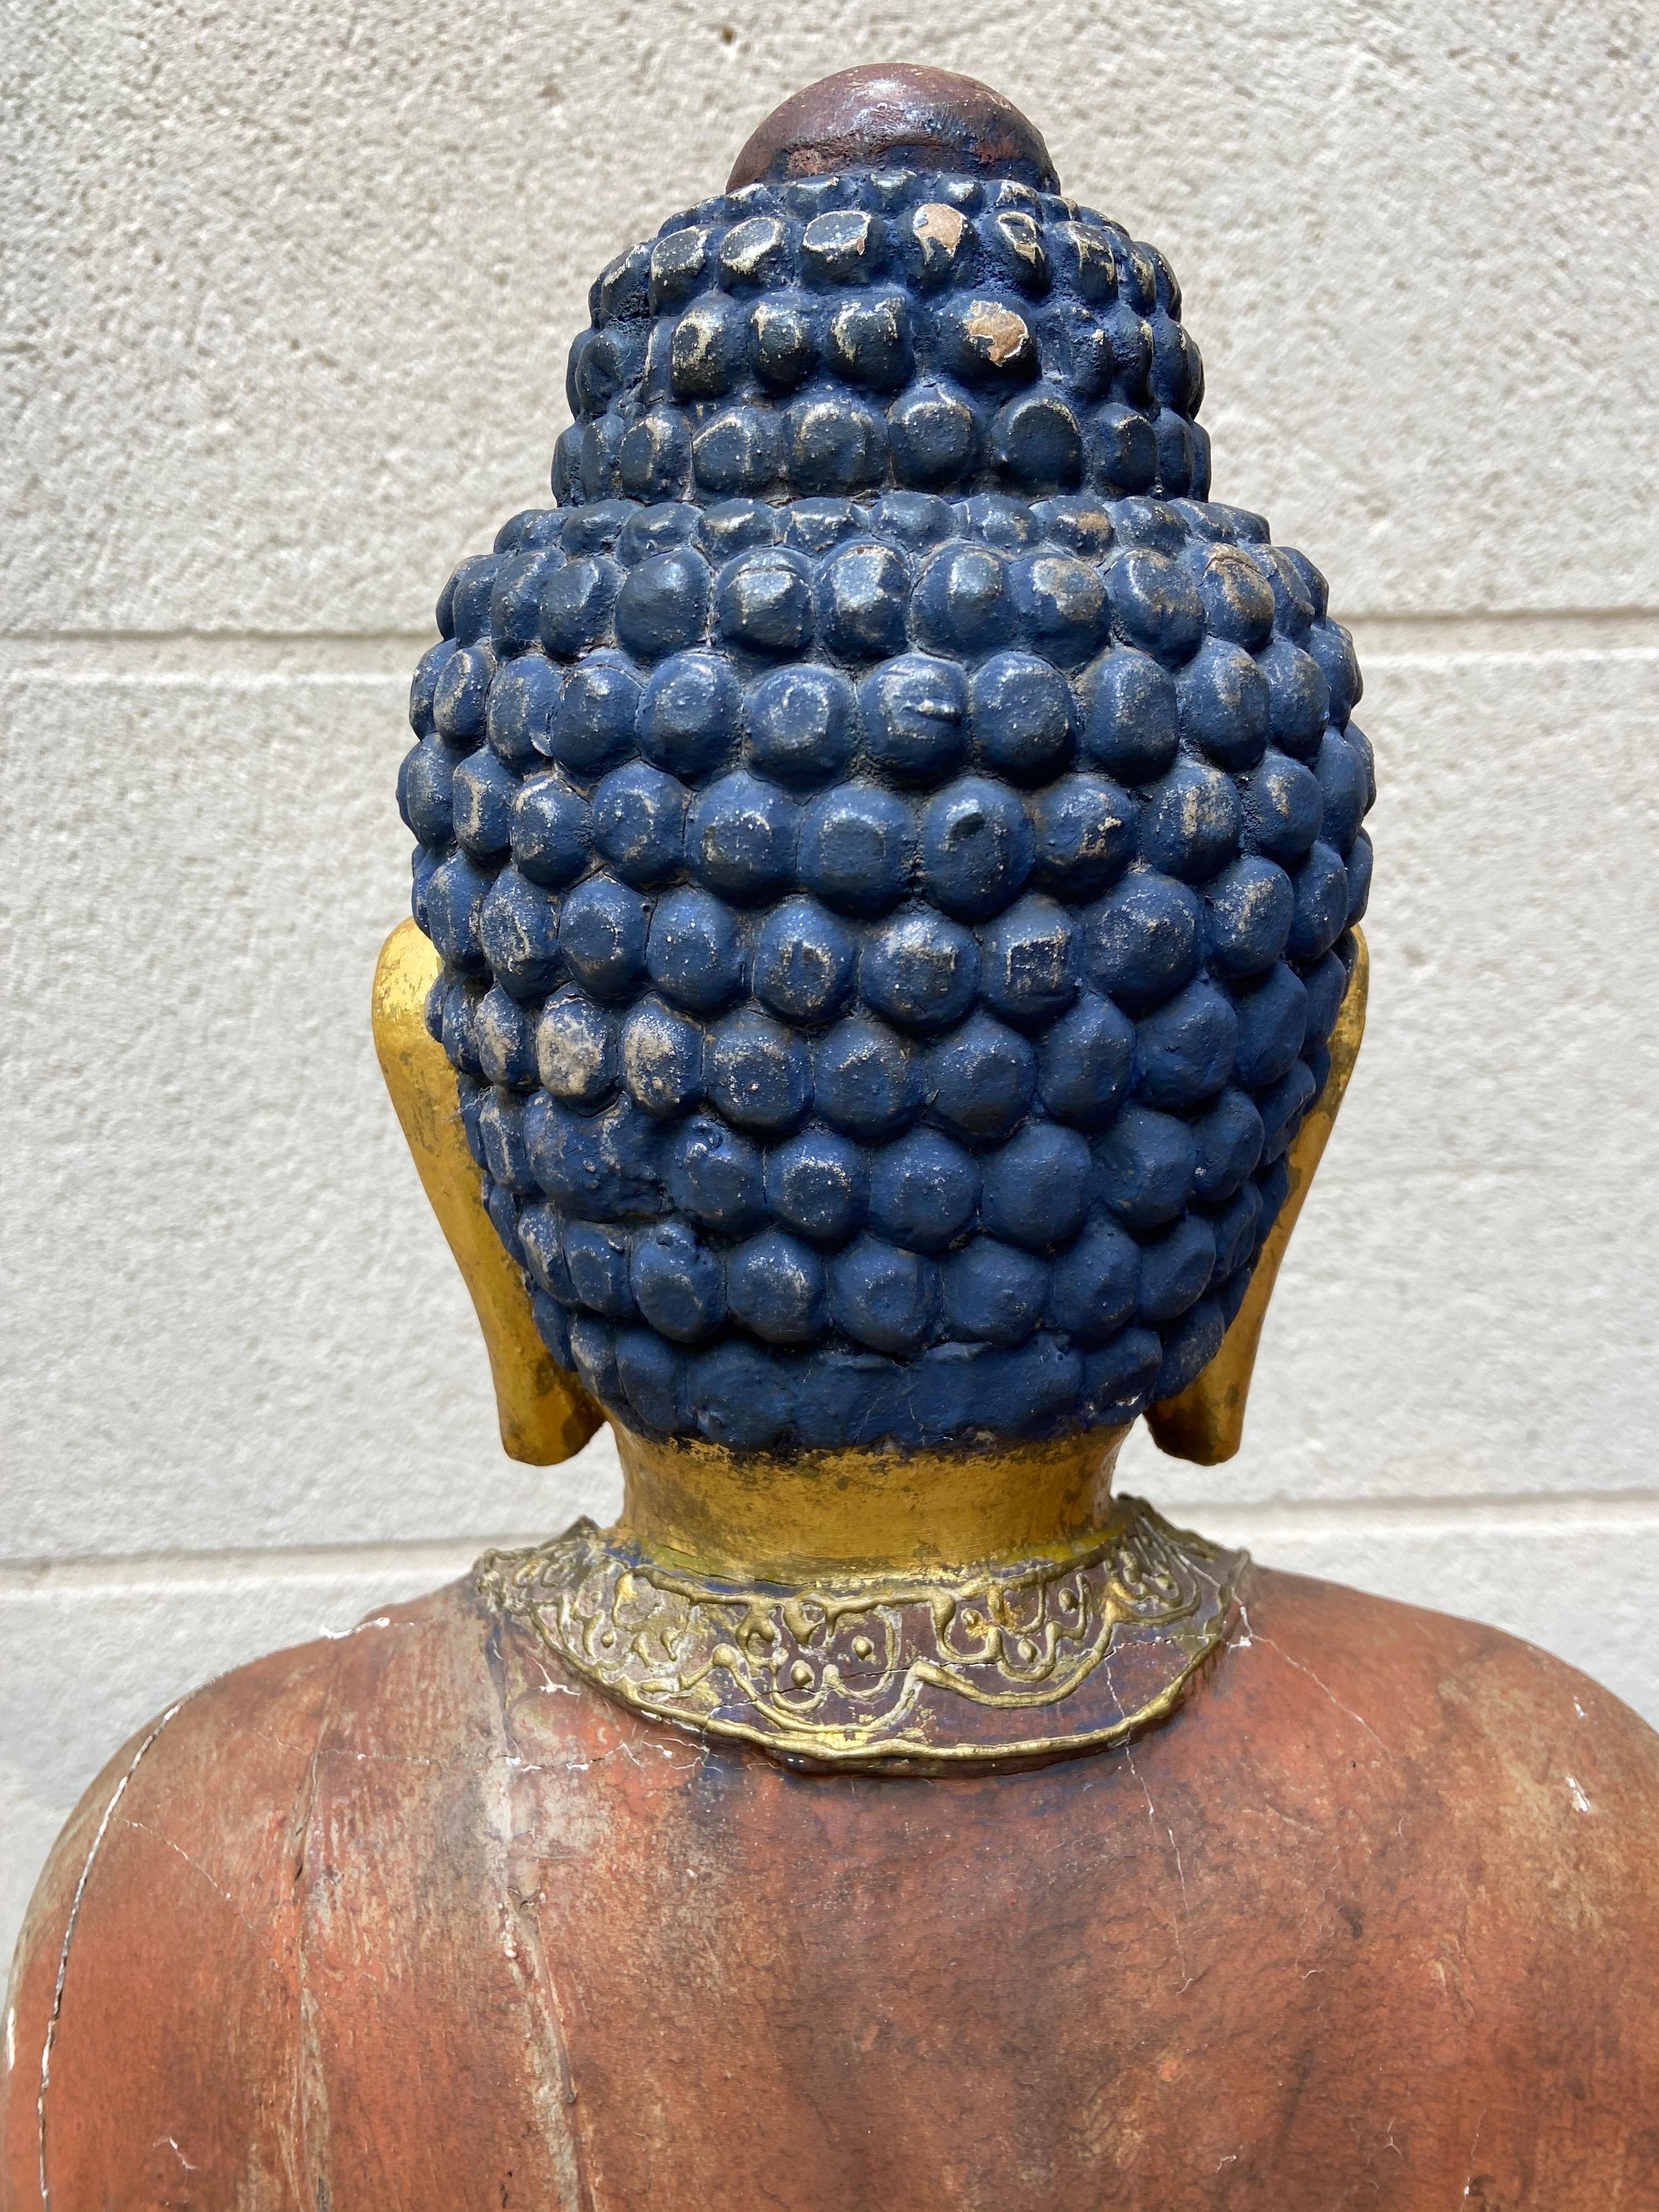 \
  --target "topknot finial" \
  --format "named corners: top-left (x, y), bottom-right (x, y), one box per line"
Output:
top-left (727, 64), bottom-right (1060, 194)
